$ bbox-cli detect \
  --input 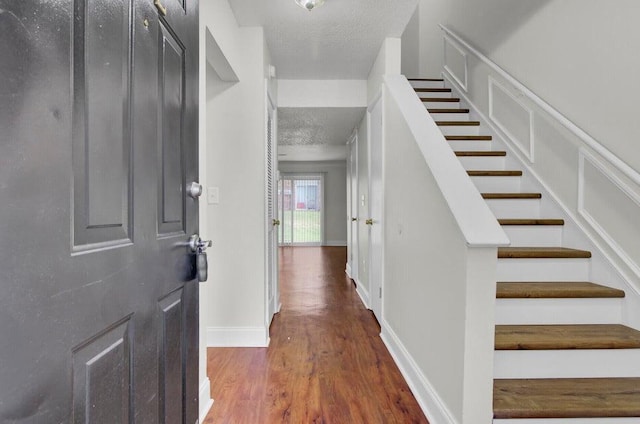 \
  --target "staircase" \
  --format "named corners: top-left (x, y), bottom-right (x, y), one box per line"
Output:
top-left (410, 78), bottom-right (640, 422)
